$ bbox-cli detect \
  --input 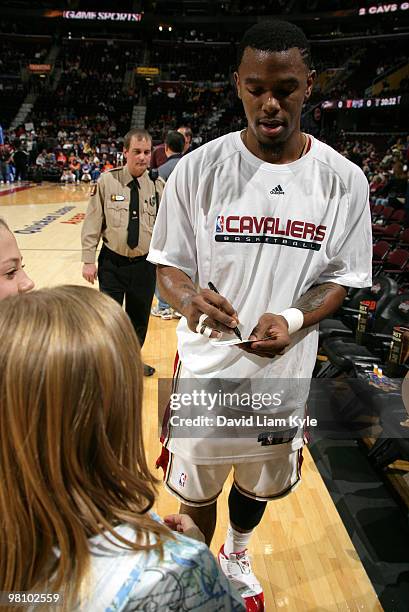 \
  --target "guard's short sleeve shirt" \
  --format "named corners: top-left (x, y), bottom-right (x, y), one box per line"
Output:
top-left (81, 166), bottom-right (165, 263)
